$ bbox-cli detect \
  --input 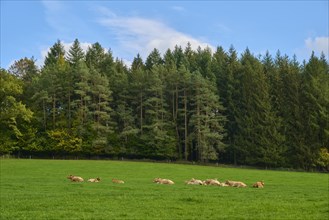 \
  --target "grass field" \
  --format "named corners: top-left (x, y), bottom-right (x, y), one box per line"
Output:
top-left (0, 159), bottom-right (328, 219)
